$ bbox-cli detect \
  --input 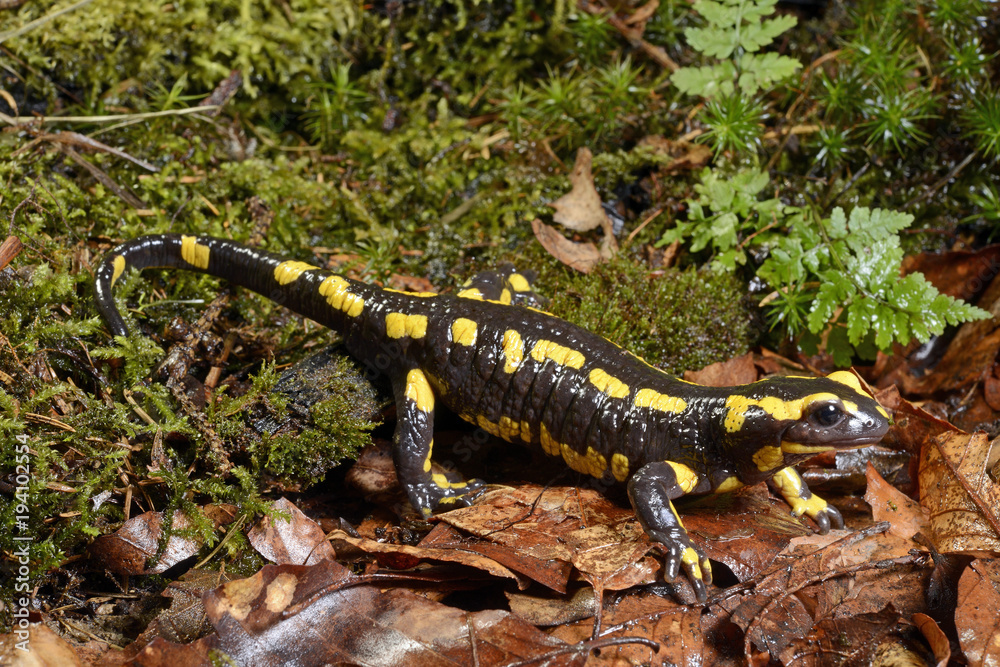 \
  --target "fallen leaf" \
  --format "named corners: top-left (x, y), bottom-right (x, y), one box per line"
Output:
top-left (135, 569), bottom-right (230, 648)
top-left (683, 352), bottom-right (757, 386)
top-left (550, 147), bottom-right (607, 232)
top-left (681, 484), bottom-right (811, 582)
top-left (505, 586), bottom-right (596, 627)
top-left (531, 218), bottom-right (603, 273)
top-left (637, 136), bottom-right (712, 171)
top-left (624, 0), bottom-right (659, 28)
top-left (89, 505), bottom-right (237, 575)
top-left (248, 497), bottom-right (336, 566)
top-left (438, 485), bottom-right (656, 592)
top-left (955, 558), bottom-right (1000, 666)
top-left (730, 525), bottom-right (929, 660)
top-left (130, 560), bottom-right (583, 667)
top-left (326, 526), bottom-right (526, 587)
top-left (901, 244), bottom-right (1000, 302)
top-left (0, 624), bottom-right (82, 666)
top-left (912, 612), bottom-right (951, 667)
top-left (778, 605), bottom-right (900, 666)
top-left (919, 431), bottom-right (1000, 554)
top-left (864, 462), bottom-right (929, 540)
top-left (908, 270), bottom-right (1000, 395)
